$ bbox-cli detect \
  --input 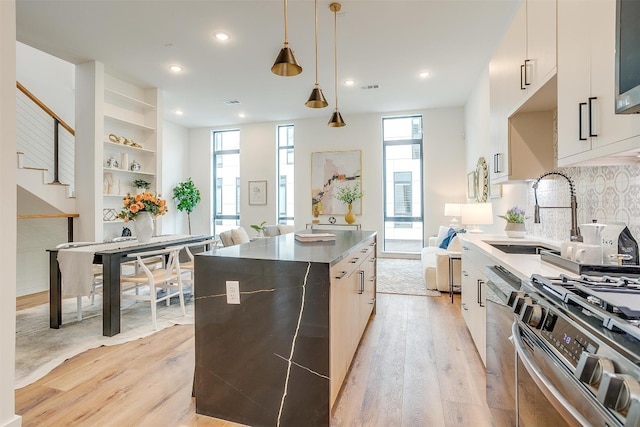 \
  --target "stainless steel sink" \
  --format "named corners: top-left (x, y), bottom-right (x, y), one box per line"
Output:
top-left (487, 242), bottom-right (555, 255)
